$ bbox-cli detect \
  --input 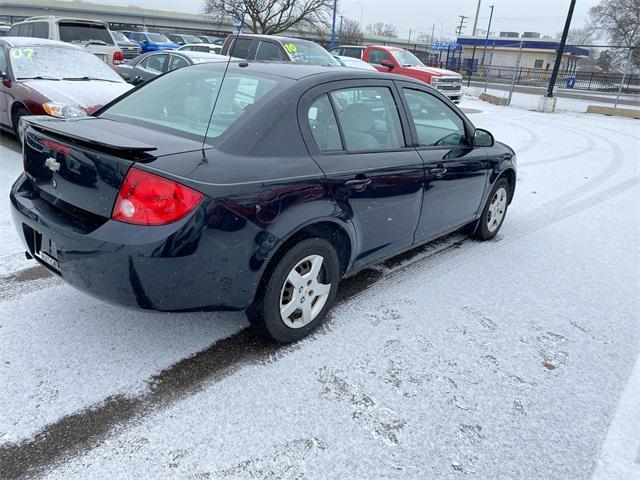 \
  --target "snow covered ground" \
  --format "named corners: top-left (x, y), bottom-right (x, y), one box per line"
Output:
top-left (0, 97), bottom-right (638, 480)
